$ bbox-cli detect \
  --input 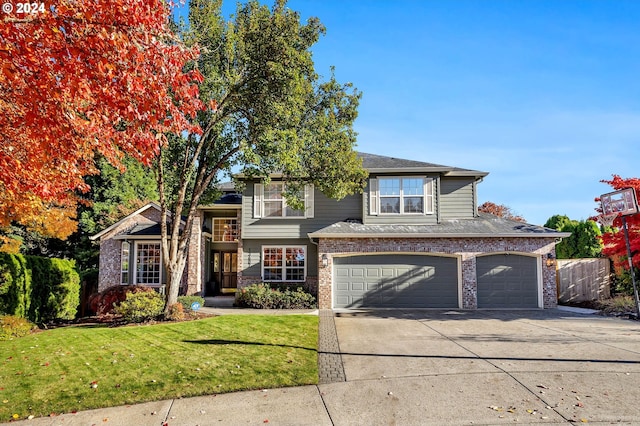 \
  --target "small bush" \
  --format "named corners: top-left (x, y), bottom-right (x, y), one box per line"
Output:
top-left (114, 291), bottom-right (164, 323)
top-left (597, 295), bottom-right (637, 314)
top-left (235, 283), bottom-right (316, 309)
top-left (166, 303), bottom-right (185, 321)
top-left (612, 268), bottom-right (640, 296)
top-left (89, 285), bottom-right (153, 315)
top-left (0, 315), bottom-right (36, 340)
top-left (177, 295), bottom-right (205, 312)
